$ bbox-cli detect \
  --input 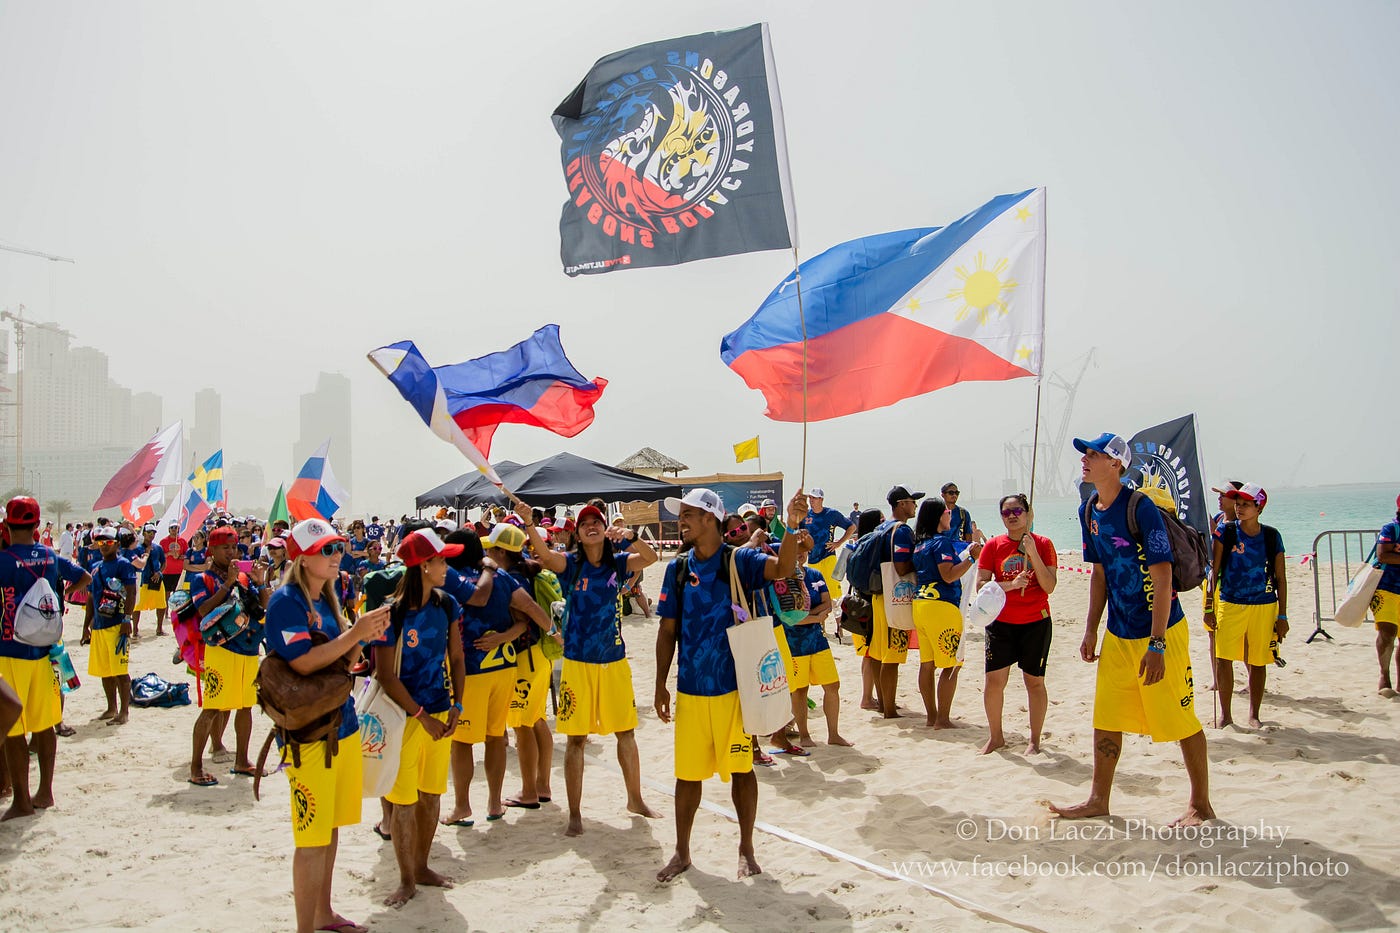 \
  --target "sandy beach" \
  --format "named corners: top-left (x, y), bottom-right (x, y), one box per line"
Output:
top-left (2, 556), bottom-right (1396, 933)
